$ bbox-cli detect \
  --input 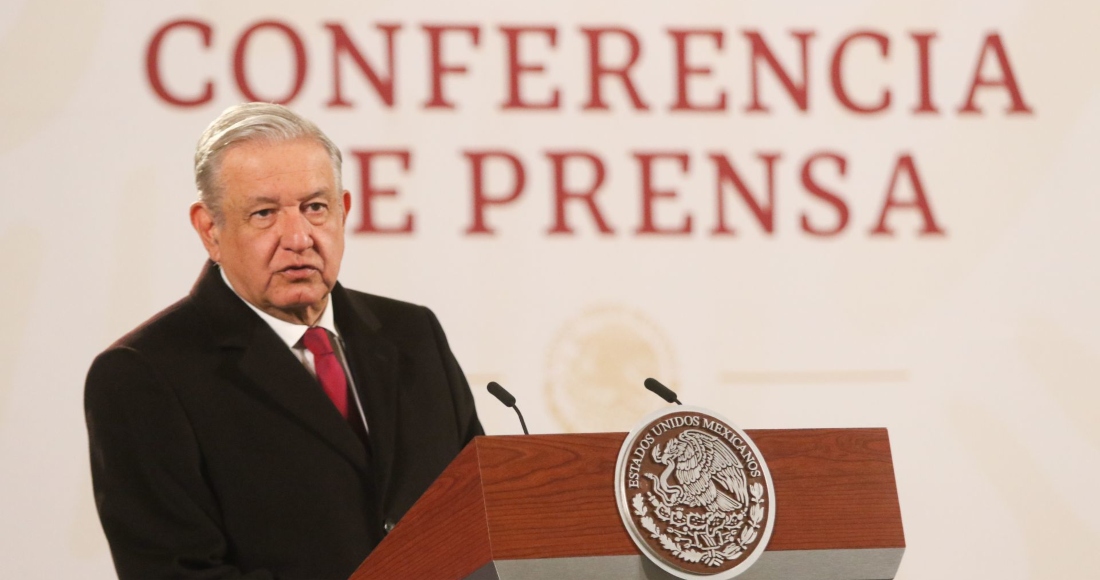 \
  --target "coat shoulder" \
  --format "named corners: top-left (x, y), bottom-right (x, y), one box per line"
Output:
top-left (107, 295), bottom-right (210, 355)
top-left (344, 289), bottom-right (424, 311)
top-left (338, 288), bottom-right (436, 330)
